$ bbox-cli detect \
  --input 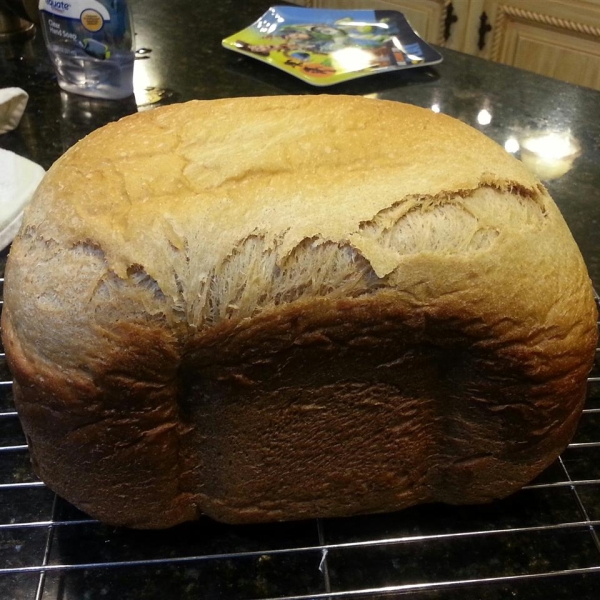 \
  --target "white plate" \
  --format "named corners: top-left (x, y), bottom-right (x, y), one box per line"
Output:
top-left (0, 148), bottom-right (45, 250)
